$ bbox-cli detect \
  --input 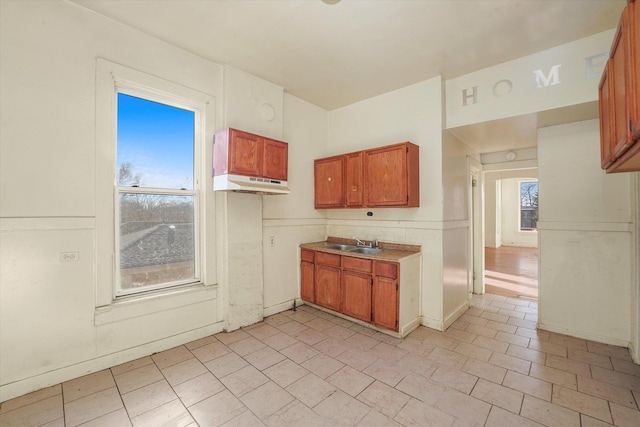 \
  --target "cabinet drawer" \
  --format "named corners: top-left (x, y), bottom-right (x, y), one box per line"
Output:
top-left (375, 262), bottom-right (397, 279)
top-left (301, 249), bottom-right (315, 263)
top-left (342, 256), bottom-right (372, 273)
top-left (315, 252), bottom-right (341, 267)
